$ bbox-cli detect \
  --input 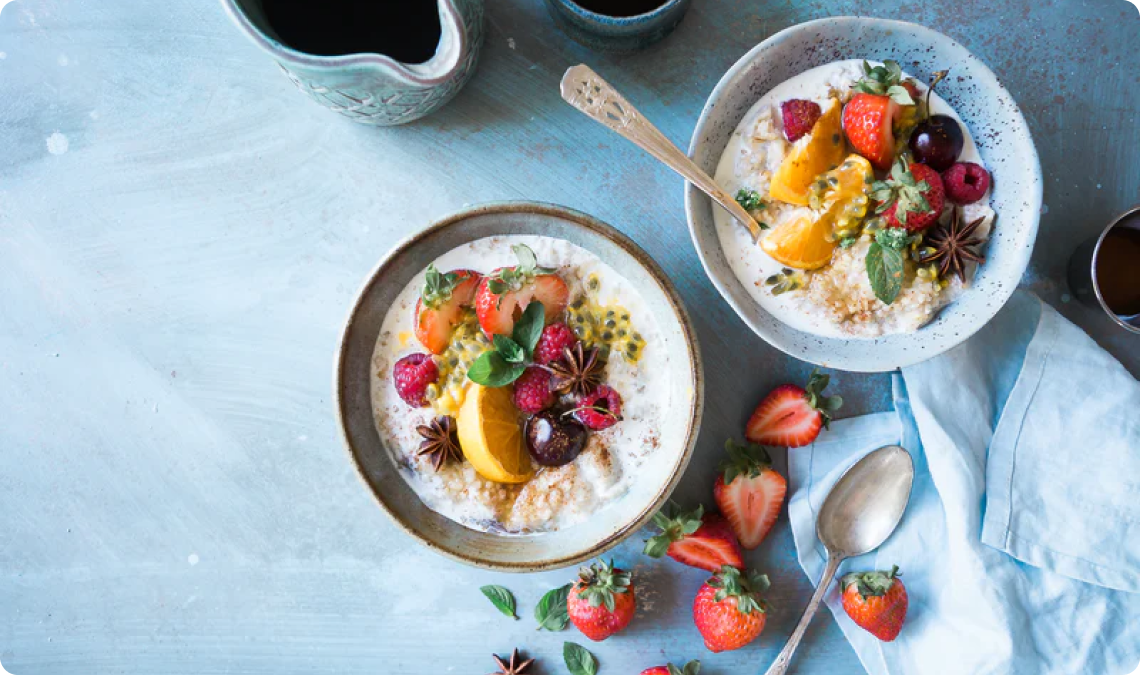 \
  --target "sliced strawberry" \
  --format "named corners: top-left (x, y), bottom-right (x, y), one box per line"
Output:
top-left (745, 370), bottom-right (843, 448)
top-left (713, 440), bottom-right (787, 549)
top-left (413, 268), bottom-right (480, 354)
top-left (842, 93), bottom-right (900, 170)
top-left (644, 503), bottom-right (744, 573)
top-left (475, 272), bottom-right (569, 337)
